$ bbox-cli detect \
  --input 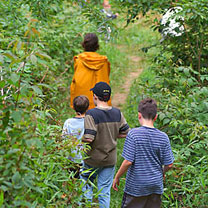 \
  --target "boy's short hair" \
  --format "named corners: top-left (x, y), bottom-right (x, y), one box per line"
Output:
top-left (82, 33), bottom-right (99, 52)
top-left (73, 95), bottom-right (89, 114)
top-left (138, 98), bottom-right (157, 120)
